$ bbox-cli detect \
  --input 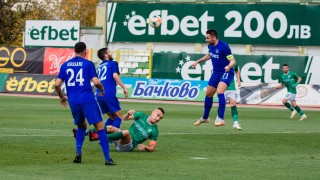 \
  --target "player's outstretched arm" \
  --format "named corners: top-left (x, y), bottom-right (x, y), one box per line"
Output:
top-left (55, 78), bottom-right (68, 107)
top-left (123, 110), bottom-right (135, 120)
top-left (191, 53), bottom-right (210, 68)
top-left (274, 83), bottom-right (284, 90)
top-left (137, 140), bottom-right (157, 152)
